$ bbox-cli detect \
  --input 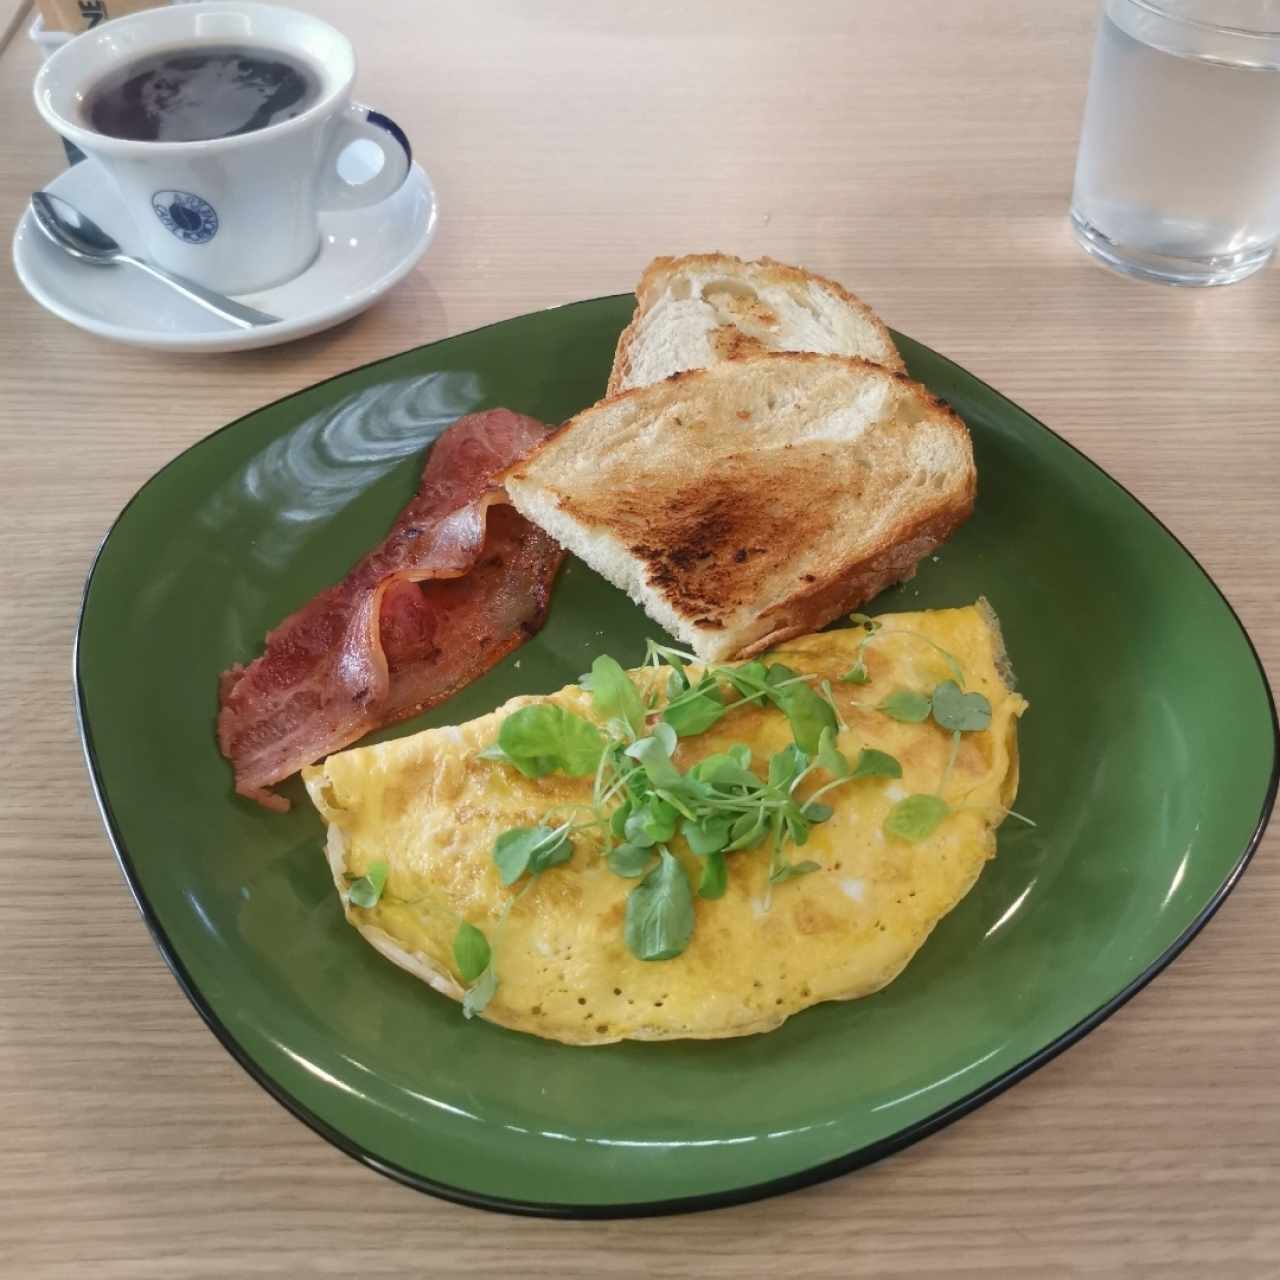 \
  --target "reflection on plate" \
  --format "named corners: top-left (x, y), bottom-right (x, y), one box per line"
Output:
top-left (76, 297), bottom-right (1277, 1215)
